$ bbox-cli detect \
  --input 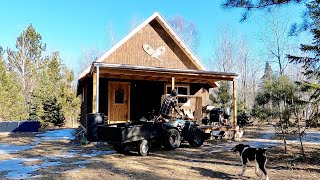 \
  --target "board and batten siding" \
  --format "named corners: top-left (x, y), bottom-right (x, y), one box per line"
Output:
top-left (102, 19), bottom-right (198, 70)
